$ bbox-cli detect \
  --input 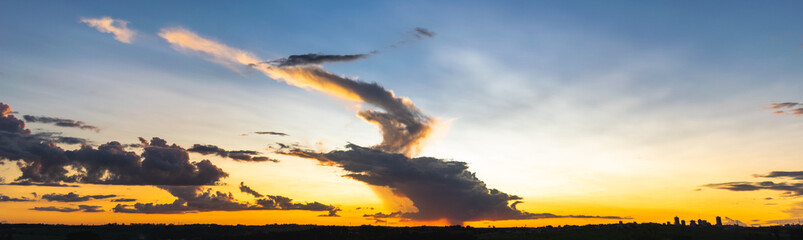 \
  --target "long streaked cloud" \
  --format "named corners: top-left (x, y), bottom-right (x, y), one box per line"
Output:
top-left (30, 205), bottom-right (103, 213)
top-left (80, 16), bottom-right (136, 44)
top-left (0, 102), bottom-right (229, 186)
top-left (41, 192), bottom-right (117, 202)
top-left (0, 194), bottom-right (33, 202)
top-left (253, 131), bottom-right (288, 136)
top-left (239, 182), bottom-right (263, 198)
top-left (705, 170), bottom-right (803, 197)
top-left (187, 144), bottom-right (278, 162)
top-left (159, 27), bottom-right (435, 155)
top-left (113, 186), bottom-right (339, 216)
top-left (280, 143), bottom-right (627, 225)
top-left (23, 115), bottom-right (99, 132)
